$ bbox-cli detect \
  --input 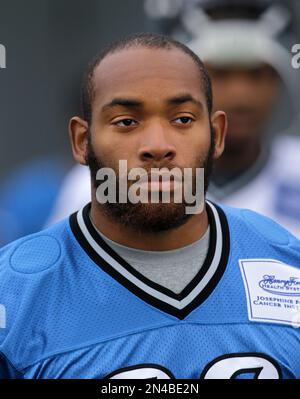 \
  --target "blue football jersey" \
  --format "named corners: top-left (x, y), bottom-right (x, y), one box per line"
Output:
top-left (1, 201), bottom-right (300, 379)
